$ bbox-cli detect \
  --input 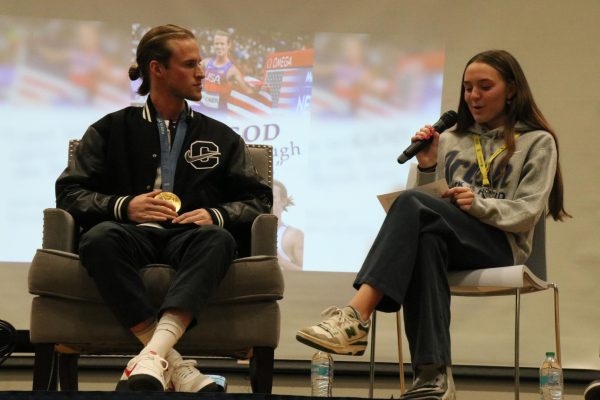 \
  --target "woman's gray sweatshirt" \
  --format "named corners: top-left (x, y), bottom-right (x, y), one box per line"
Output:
top-left (417, 122), bottom-right (557, 264)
